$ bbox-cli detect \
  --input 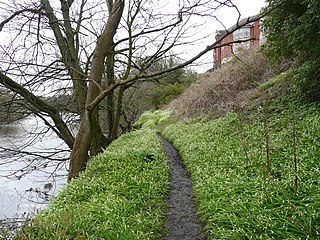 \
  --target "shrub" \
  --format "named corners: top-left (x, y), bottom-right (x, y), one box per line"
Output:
top-left (262, 0), bottom-right (320, 101)
top-left (165, 50), bottom-right (276, 120)
top-left (151, 84), bottom-right (185, 109)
